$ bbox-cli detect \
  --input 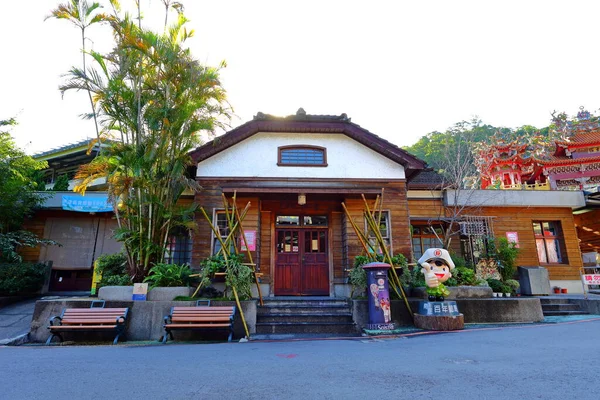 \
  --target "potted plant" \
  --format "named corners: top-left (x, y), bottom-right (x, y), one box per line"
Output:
top-left (553, 286), bottom-right (561, 294)
top-left (487, 278), bottom-right (503, 298)
top-left (502, 284), bottom-right (512, 297)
